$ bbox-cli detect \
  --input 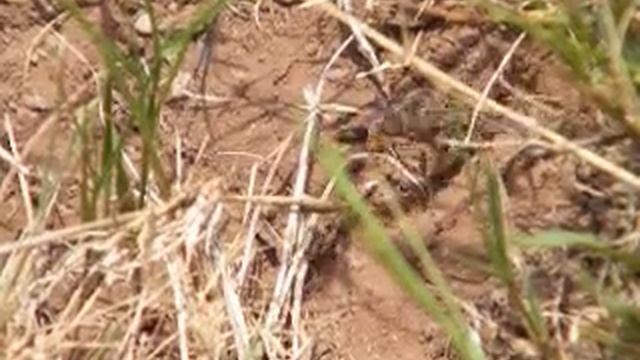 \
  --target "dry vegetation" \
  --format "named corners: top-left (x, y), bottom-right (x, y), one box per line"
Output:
top-left (1, 0), bottom-right (640, 359)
